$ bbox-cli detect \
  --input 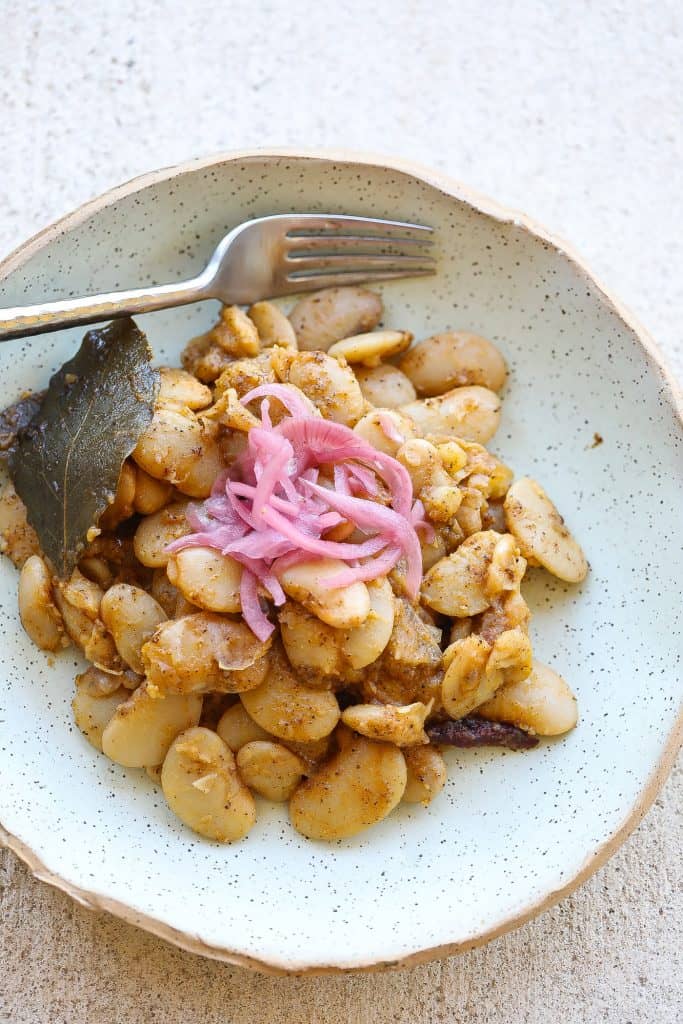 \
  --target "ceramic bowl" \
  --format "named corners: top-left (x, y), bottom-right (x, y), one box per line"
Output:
top-left (0, 150), bottom-right (681, 974)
